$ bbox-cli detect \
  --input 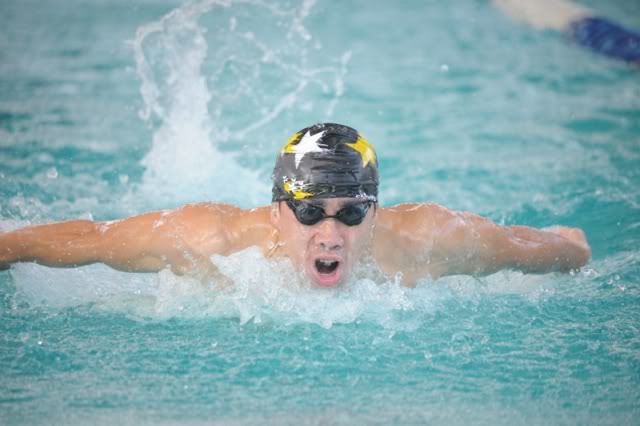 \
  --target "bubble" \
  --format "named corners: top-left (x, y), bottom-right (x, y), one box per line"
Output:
top-left (46, 167), bottom-right (58, 179)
